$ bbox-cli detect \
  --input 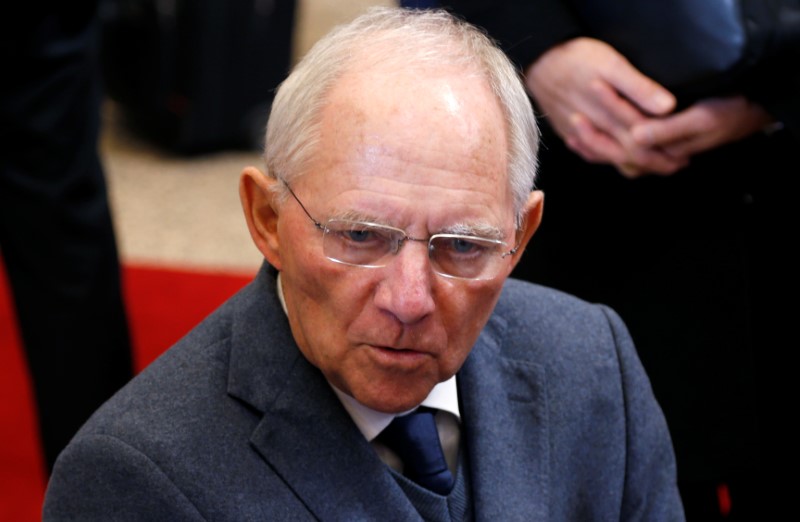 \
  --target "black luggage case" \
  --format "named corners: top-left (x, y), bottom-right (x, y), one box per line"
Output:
top-left (100, 0), bottom-right (296, 154)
